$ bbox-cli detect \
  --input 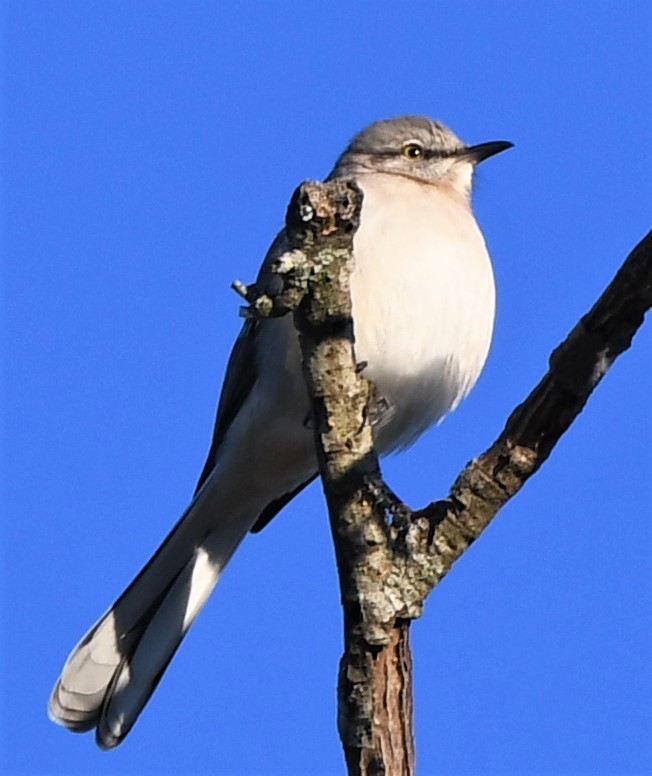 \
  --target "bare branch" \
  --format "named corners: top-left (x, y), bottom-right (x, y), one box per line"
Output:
top-left (410, 229), bottom-right (652, 590)
top-left (239, 181), bottom-right (651, 775)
